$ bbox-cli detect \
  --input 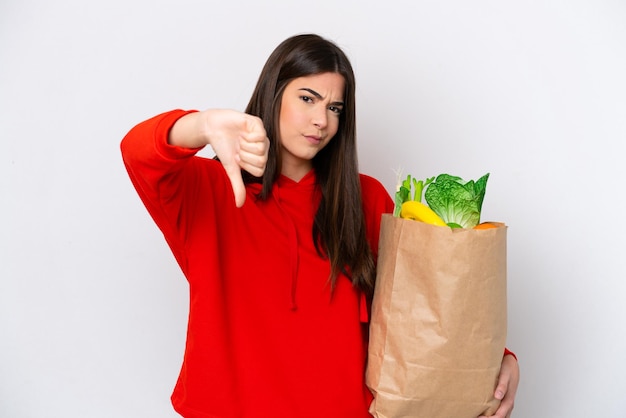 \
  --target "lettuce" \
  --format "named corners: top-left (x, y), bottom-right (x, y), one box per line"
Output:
top-left (424, 173), bottom-right (490, 229)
